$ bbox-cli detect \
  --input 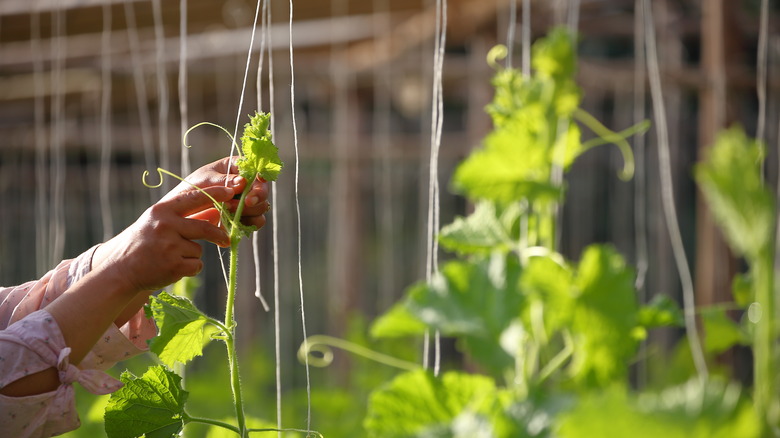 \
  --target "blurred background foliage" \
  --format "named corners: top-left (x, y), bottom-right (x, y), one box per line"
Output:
top-left (0, 0), bottom-right (779, 436)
